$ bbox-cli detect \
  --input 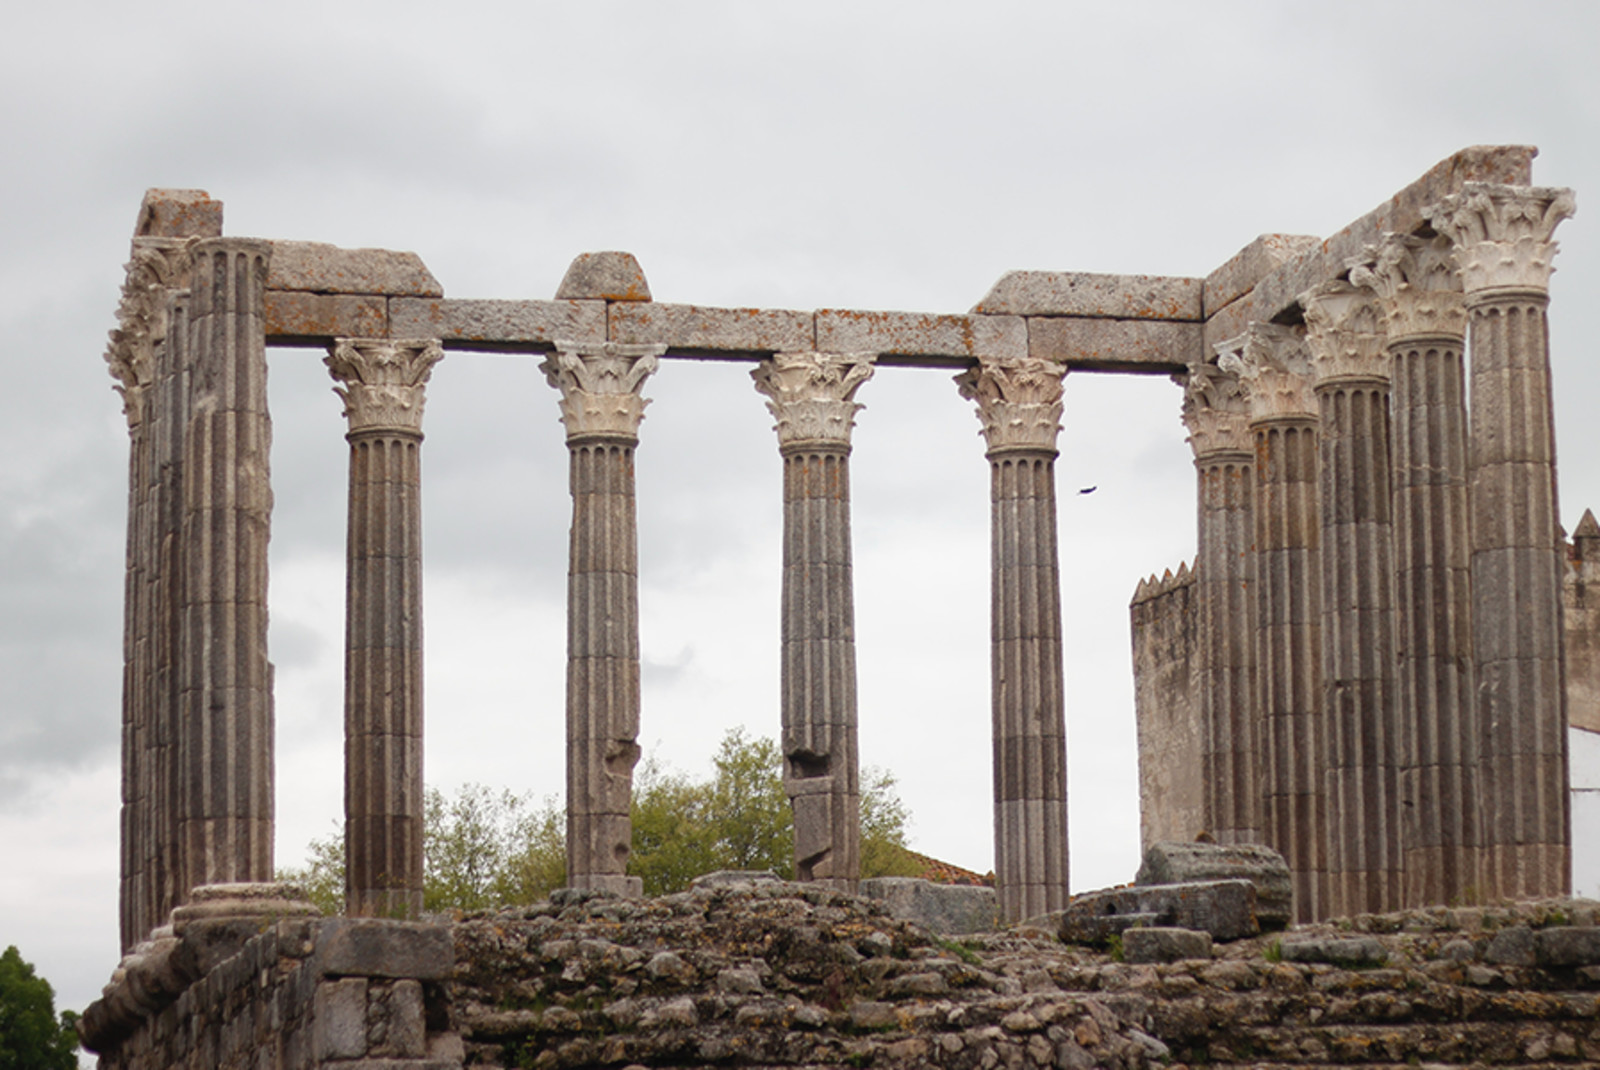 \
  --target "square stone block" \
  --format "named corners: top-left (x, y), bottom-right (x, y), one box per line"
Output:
top-left (315, 919), bottom-right (453, 980)
top-left (313, 977), bottom-right (369, 1061)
